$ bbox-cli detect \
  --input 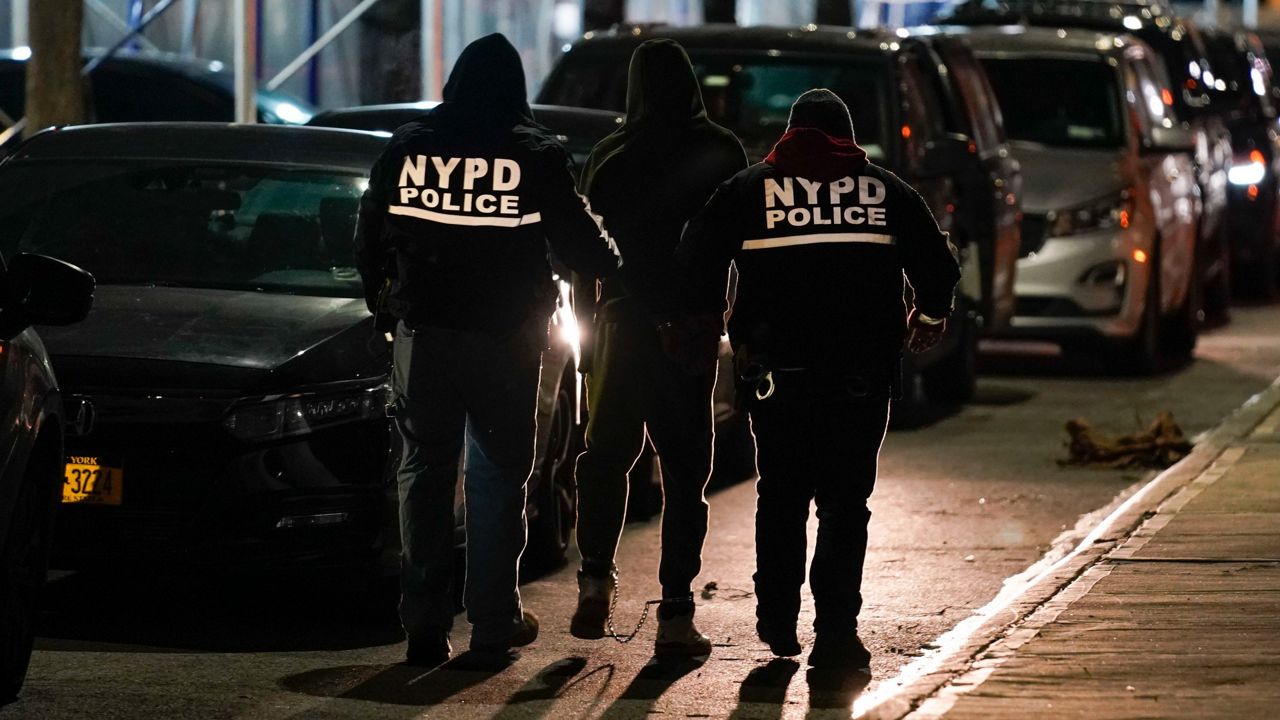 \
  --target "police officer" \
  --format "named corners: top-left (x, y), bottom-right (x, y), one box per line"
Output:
top-left (568, 39), bottom-right (746, 657)
top-left (677, 89), bottom-right (960, 672)
top-left (355, 33), bottom-right (621, 666)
